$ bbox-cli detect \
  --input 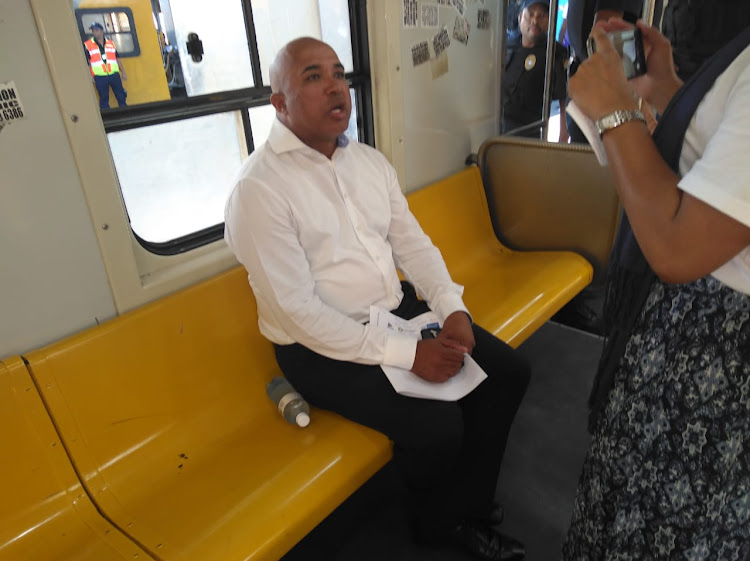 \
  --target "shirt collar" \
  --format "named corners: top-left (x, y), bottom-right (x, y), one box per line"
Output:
top-left (267, 117), bottom-right (349, 156)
